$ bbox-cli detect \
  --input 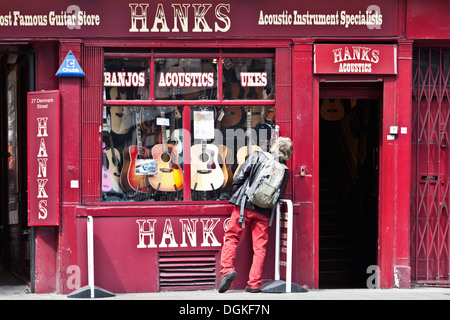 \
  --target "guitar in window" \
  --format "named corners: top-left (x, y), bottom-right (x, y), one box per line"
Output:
top-left (234, 107), bottom-right (262, 177)
top-left (191, 110), bottom-right (224, 192)
top-left (120, 108), bottom-right (153, 194)
top-left (148, 107), bottom-right (183, 192)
